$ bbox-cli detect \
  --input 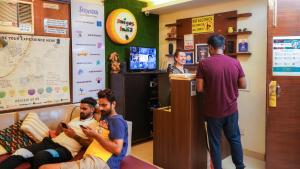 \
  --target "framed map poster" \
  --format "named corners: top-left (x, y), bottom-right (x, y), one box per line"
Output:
top-left (0, 34), bottom-right (70, 111)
